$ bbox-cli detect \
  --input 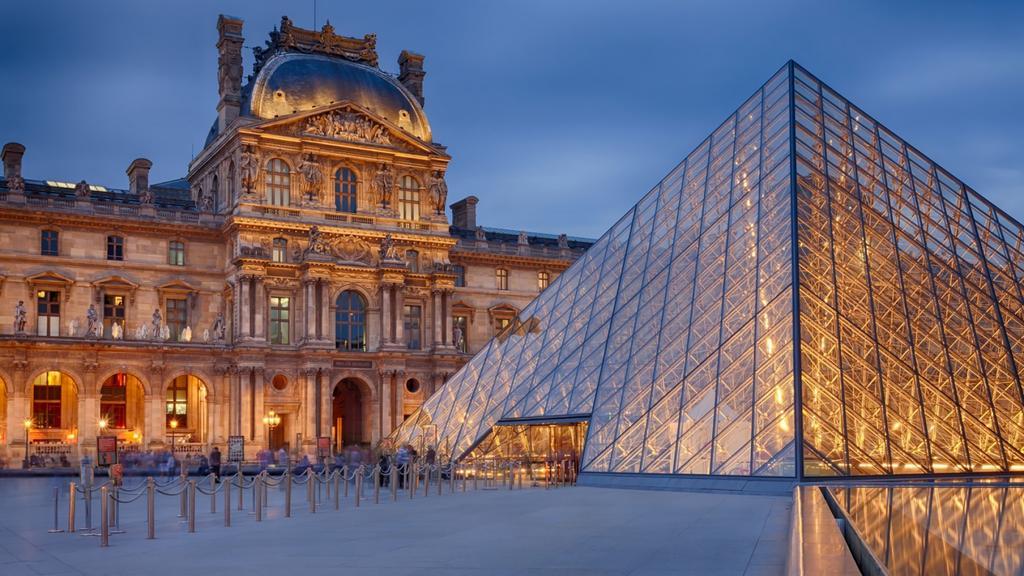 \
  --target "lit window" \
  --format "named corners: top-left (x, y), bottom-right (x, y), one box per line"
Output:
top-left (103, 294), bottom-right (125, 338)
top-left (265, 158), bottom-right (290, 206)
top-left (36, 290), bottom-right (60, 336)
top-left (106, 235), bottom-right (124, 261)
top-left (166, 298), bottom-right (188, 341)
top-left (335, 291), bottom-right (367, 351)
top-left (335, 168), bottom-right (357, 213)
top-left (166, 376), bottom-right (188, 428)
top-left (270, 296), bottom-right (290, 345)
top-left (538, 271), bottom-right (550, 291)
top-left (398, 175), bottom-right (420, 222)
top-left (41, 230), bottom-right (59, 256)
top-left (100, 373), bottom-right (130, 429)
top-left (496, 317), bottom-right (512, 334)
top-left (272, 238), bottom-right (287, 263)
top-left (404, 304), bottom-right (422, 350)
top-left (453, 265), bottom-right (465, 287)
top-left (168, 241), bottom-right (185, 266)
top-left (32, 371), bottom-right (66, 429)
top-left (496, 268), bottom-right (509, 291)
